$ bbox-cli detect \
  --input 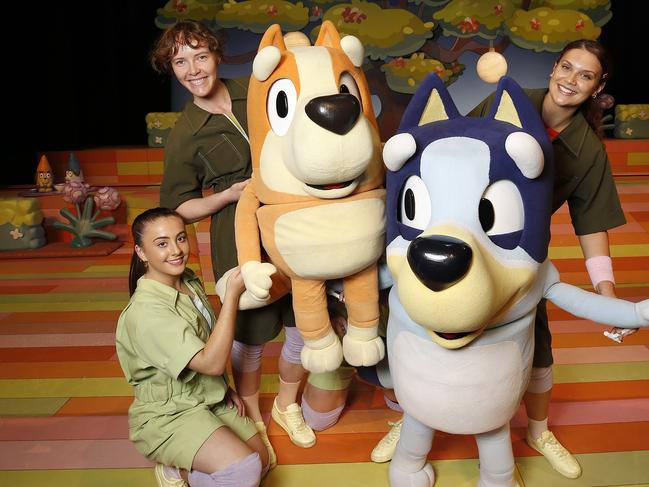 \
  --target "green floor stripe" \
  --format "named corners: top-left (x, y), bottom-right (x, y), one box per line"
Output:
top-left (0, 397), bottom-right (67, 416)
top-left (0, 378), bottom-right (132, 398)
top-left (553, 362), bottom-right (649, 383)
